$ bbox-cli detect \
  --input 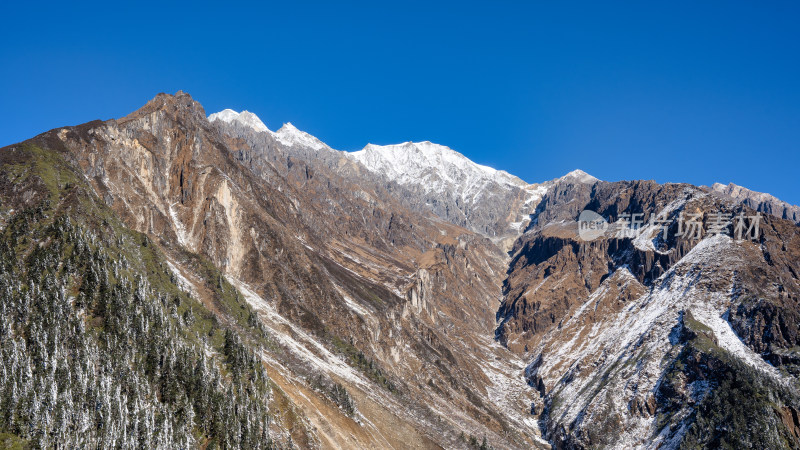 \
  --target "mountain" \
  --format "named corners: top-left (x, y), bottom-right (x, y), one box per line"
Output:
top-left (1, 92), bottom-right (798, 449)
top-left (1, 93), bottom-right (542, 449)
top-left (209, 109), bottom-right (330, 152)
top-left (497, 179), bottom-right (800, 447)
top-left (710, 182), bottom-right (800, 224)
top-left (347, 141), bottom-right (555, 241)
top-left (208, 109), bottom-right (271, 133)
top-left (0, 118), bottom-right (274, 448)
top-left (209, 109), bottom-right (556, 240)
